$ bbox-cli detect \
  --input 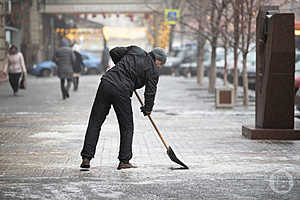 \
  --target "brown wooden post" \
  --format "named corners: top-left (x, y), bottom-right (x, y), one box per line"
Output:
top-left (242, 6), bottom-right (300, 140)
